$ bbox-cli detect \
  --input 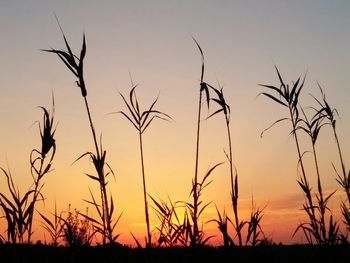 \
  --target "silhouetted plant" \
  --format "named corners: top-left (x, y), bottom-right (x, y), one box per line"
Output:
top-left (258, 237), bottom-right (276, 246)
top-left (43, 22), bottom-right (119, 244)
top-left (188, 38), bottom-right (222, 247)
top-left (341, 202), bottom-right (350, 234)
top-left (116, 81), bottom-right (171, 247)
top-left (150, 166), bottom-right (222, 248)
top-left (259, 67), bottom-right (319, 242)
top-left (186, 162), bottom-right (222, 246)
top-left (246, 198), bottom-right (265, 246)
top-left (312, 85), bottom-right (349, 198)
top-left (259, 67), bottom-right (340, 244)
top-left (0, 102), bottom-right (56, 244)
top-left (311, 85), bottom-right (350, 234)
top-left (130, 232), bottom-right (143, 248)
top-left (60, 205), bottom-right (94, 247)
top-left (0, 233), bottom-right (5, 244)
top-left (38, 202), bottom-right (65, 246)
top-left (259, 67), bottom-right (309, 203)
top-left (207, 84), bottom-right (244, 246)
top-left (294, 107), bottom-right (339, 244)
top-left (28, 101), bottom-right (57, 243)
top-left (311, 84), bottom-right (350, 239)
top-left (0, 169), bottom-right (35, 243)
top-left (149, 195), bottom-right (188, 247)
top-left (210, 206), bottom-right (234, 248)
